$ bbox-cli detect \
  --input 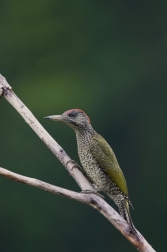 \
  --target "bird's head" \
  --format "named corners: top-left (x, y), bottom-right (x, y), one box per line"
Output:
top-left (45, 109), bottom-right (92, 132)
